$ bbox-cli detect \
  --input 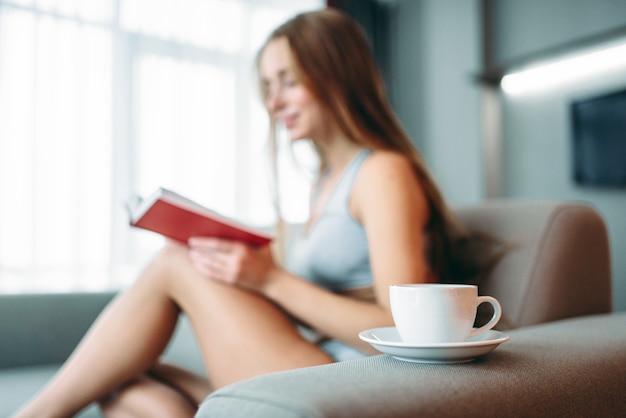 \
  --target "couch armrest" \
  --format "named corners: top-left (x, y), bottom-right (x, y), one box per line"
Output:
top-left (197, 313), bottom-right (626, 418)
top-left (0, 292), bottom-right (115, 368)
top-left (457, 201), bottom-right (612, 328)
